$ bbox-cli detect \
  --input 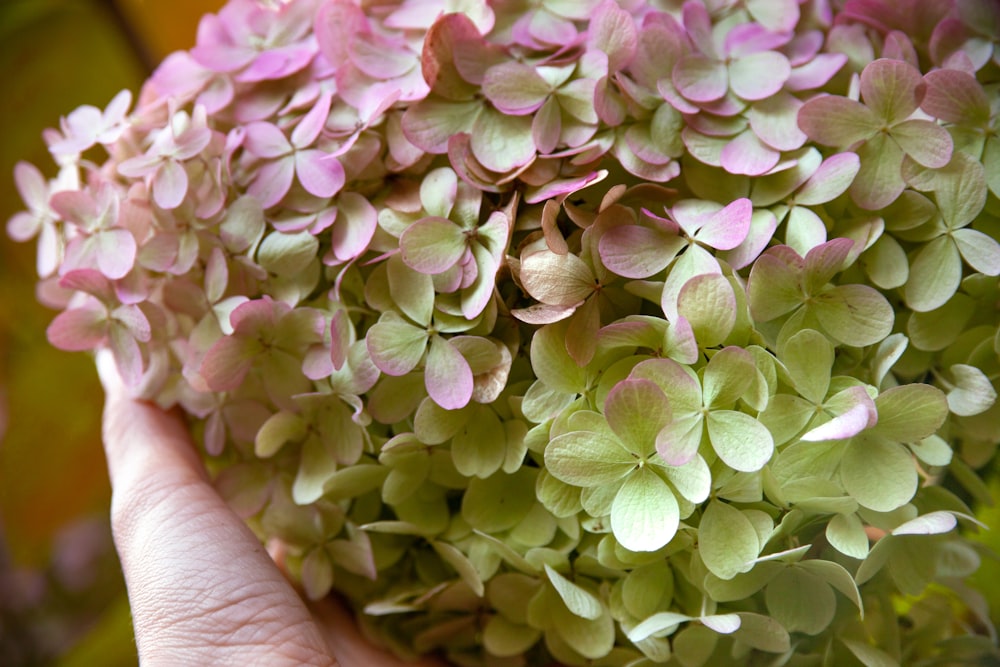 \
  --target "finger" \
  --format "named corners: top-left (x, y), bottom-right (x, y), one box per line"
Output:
top-left (98, 351), bottom-right (336, 667)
